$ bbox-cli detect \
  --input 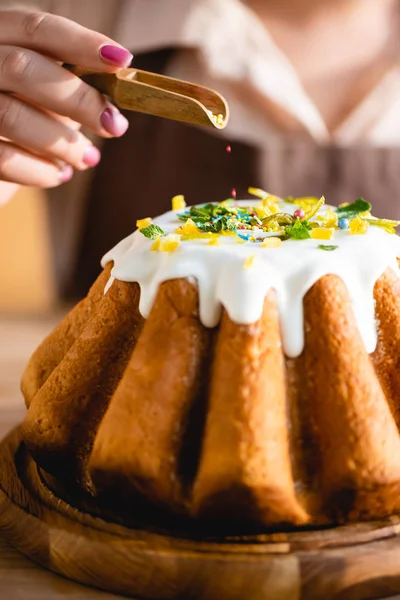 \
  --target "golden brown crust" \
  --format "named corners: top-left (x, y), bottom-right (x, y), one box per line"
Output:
top-left (192, 291), bottom-right (309, 526)
top-left (21, 263), bottom-right (113, 408)
top-left (22, 277), bottom-right (144, 489)
top-left (88, 279), bottom-right (211, 513)
top-left (20, 265), bottom-right (400, 529)
top-left (302, 274), bottom-right (400, 522)
top-left (372, 268), bottom-right (400, 427)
